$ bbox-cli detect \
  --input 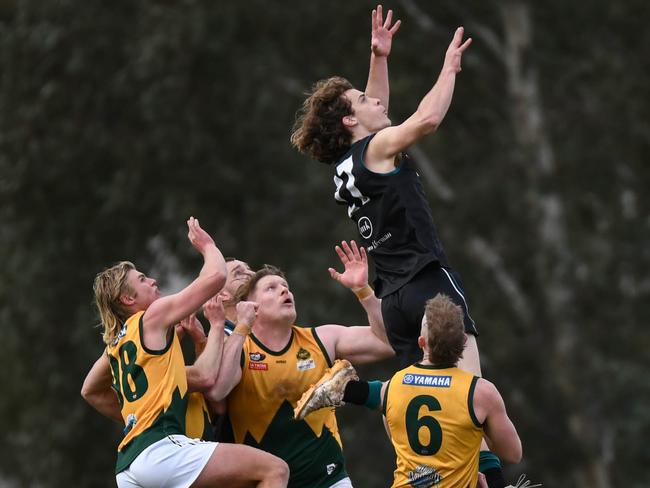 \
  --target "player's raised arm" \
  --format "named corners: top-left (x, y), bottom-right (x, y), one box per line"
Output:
top-left (185, 297), bottom-right (226, 392)
top-left (204, 299), bottom-right (258, 402)
top-left (318, 240), bottom-right (394, 364)
top-left (328, 240), bottom-right (390, 346)
top-left (365, 5), bottom-right (401, 111)
top-left (366, 27), bottom-right (472, 166)
top-left (143, 217), bottom-right (226, 335)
